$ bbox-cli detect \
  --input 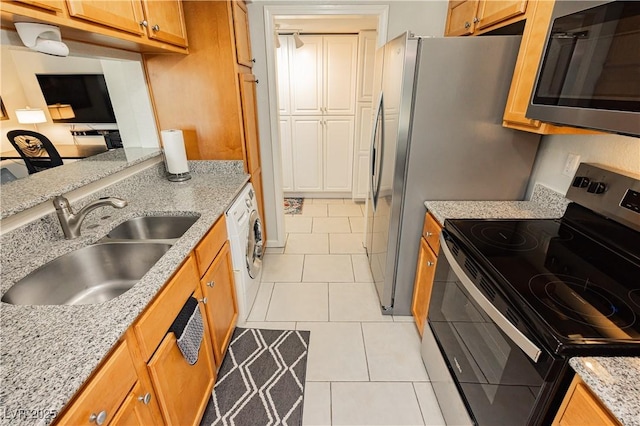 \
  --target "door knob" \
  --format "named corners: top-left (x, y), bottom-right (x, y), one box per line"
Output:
top-left (138, 392), bottom-right (152, 405)
top-left (152, 24), bottom-right (160, 31)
